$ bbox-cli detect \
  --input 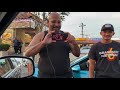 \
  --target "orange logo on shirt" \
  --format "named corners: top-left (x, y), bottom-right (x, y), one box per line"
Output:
top-left (107, 48), bottom-right (116, 61)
